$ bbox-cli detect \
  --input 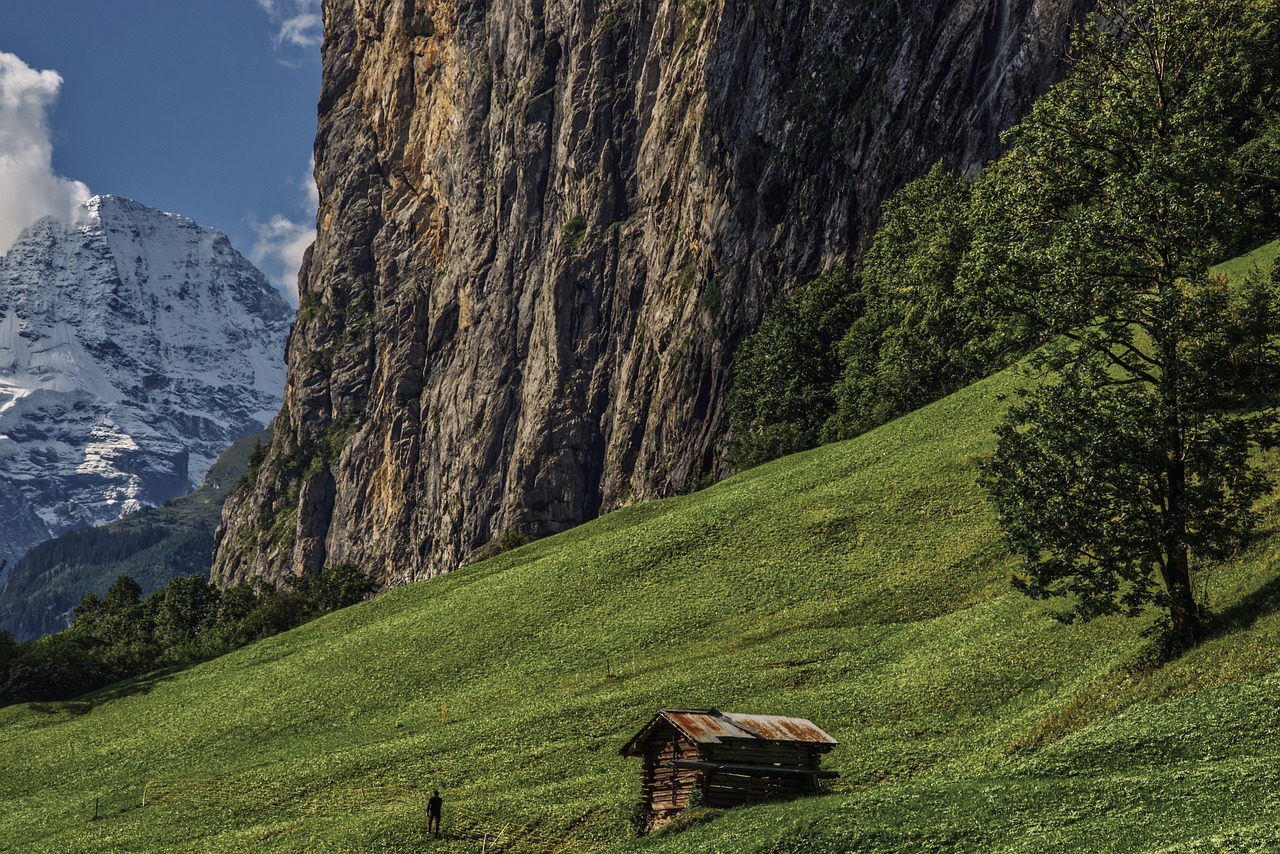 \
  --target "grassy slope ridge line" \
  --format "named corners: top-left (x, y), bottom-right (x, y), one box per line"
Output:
top-left (1, 248), bottom-right (1279, 851)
